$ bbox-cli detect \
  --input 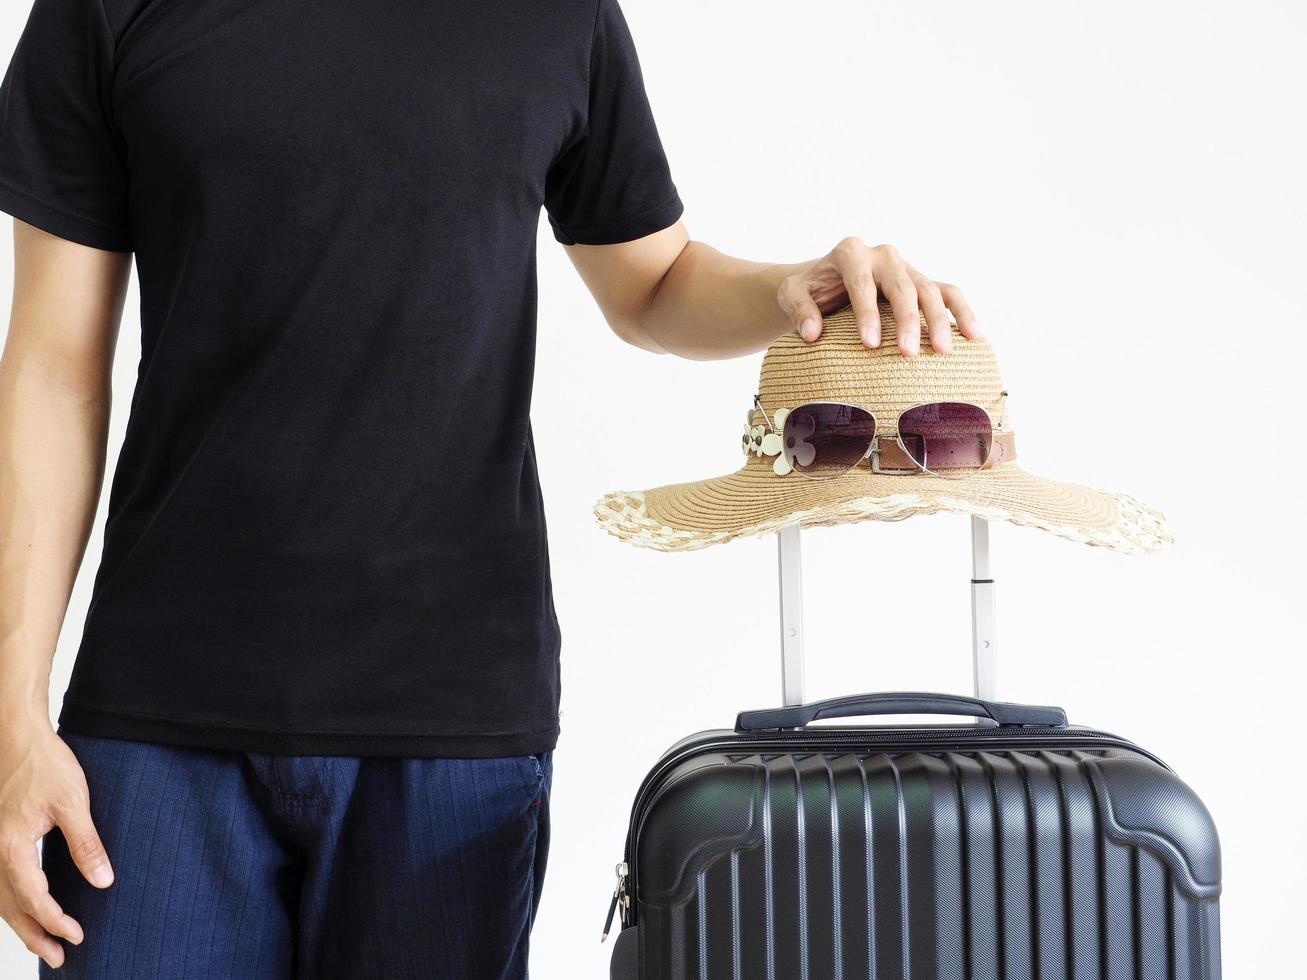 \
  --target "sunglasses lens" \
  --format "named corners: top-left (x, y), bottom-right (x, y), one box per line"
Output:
top-left (897, 402), bottom-right (993, 471)
top-left (782, 403), bottom-right (876, 478)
